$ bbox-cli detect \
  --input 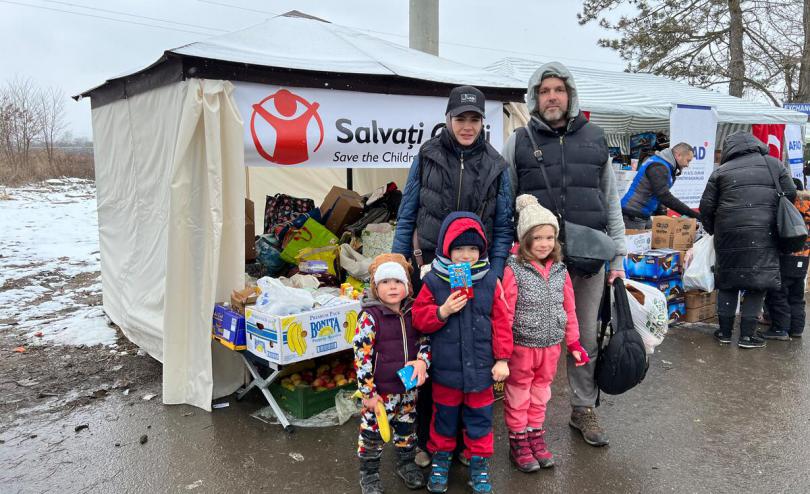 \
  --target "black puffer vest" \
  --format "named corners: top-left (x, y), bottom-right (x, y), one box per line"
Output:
top-left (363, 303), bottom-right (420, 395)
top-left (514, 115), bottom-right (609, 233)
top-left (416, 130), bottom-right (507, 261)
